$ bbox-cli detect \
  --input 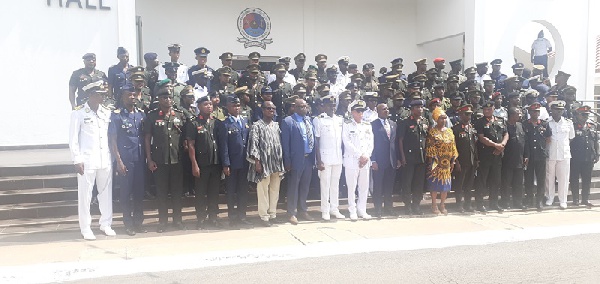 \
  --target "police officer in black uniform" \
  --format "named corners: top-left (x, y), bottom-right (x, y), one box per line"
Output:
top-left (143, 81), bottom-right (188, 233)
top-left (474, 101), bottom-right (509, 212)
top-left (397, 98), bottom-right (429, 215)
top-left (452, 104), bottom-right (478, 212)
top-left (570, 105), bottom-right (599, 207)
top-left (500, 107), bottom-right (528, 210)
top-left (523, 102), bottom-right (552, 211)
